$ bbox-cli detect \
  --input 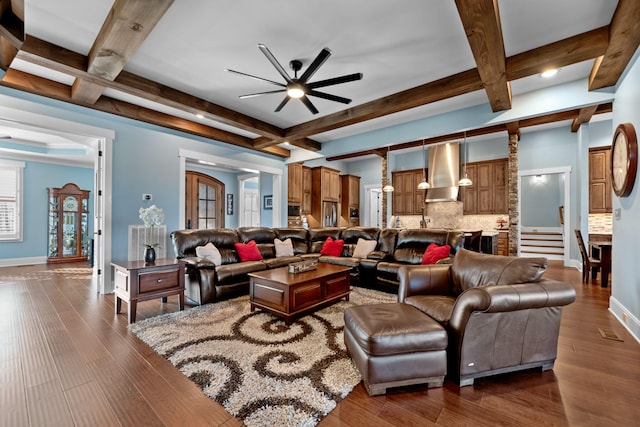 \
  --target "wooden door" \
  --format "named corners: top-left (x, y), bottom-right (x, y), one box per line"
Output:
top-left (185, 171), bottom-right (224, 229)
